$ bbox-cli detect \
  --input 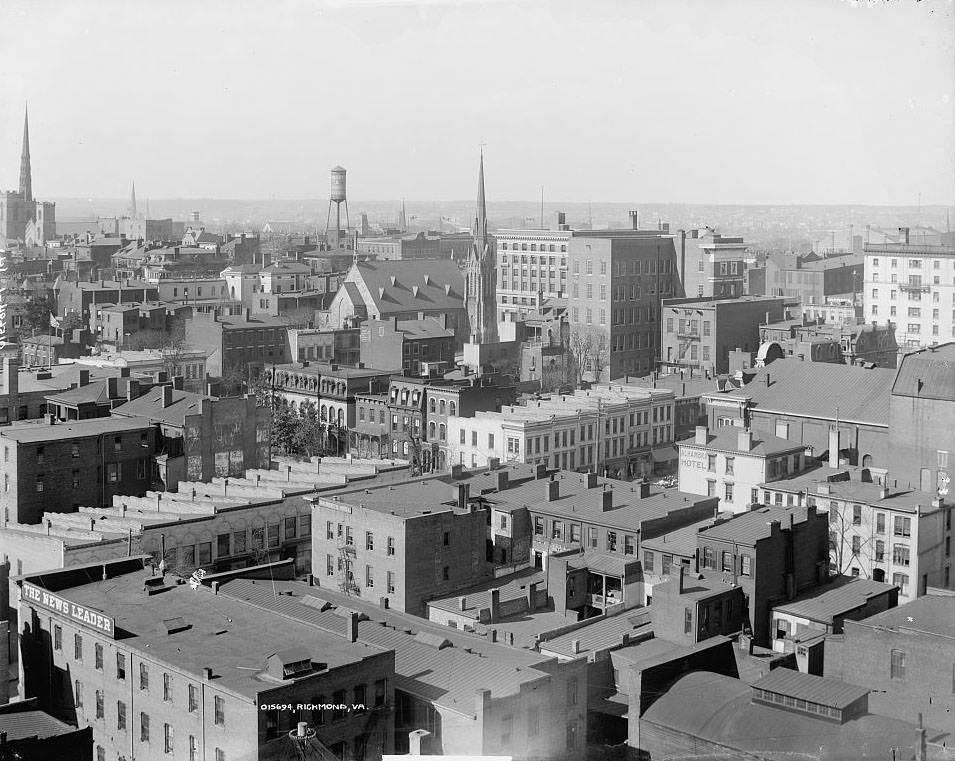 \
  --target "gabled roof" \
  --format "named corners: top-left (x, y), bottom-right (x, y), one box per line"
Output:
top-left (679, 427), bottom-right (804, 457)
top-left (772, 577), bottom-right (896, 624)
top-left (354, 260), bottom-right (465, 315)
top-left (717, 359), bottom-right (894, 426)
top-left (112, 386), bottom-right (211, 426)
top-left (698, 504), bottom-right (817, 546)
top-left (892, 342), bottom-right (955, 402)
top-left (753, 668), bottom-right (868, 709)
